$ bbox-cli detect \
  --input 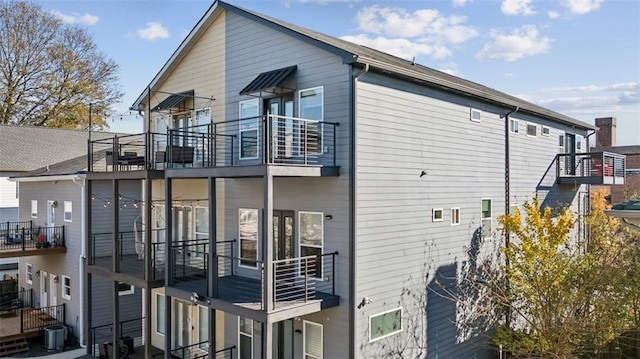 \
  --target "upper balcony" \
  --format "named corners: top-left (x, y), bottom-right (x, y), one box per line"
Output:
top-left (87, 115), bottom-right (339, 178)
top-left (0, 221), bottom-right (65, 258)
top-left (556, 151), bottom-right (626, 186)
